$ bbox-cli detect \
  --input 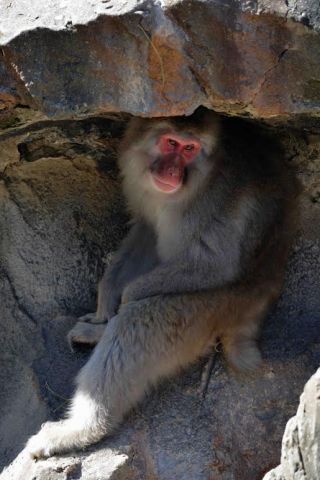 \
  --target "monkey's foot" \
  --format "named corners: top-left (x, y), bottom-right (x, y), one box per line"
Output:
top-left (26, 421), bottom-right (66, 459)
top-left (67, 321), bottom-right (106, 348)
top-left (27, 417), bottom-right (107, 459)
top-left (225, 339), bottom-right (262, 372)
